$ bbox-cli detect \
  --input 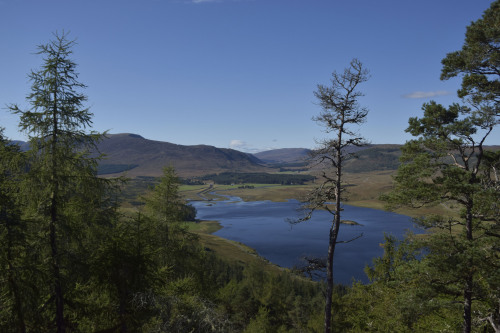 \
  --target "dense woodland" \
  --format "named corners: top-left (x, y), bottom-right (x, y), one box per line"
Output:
top-left (1, 1), bottom-right (500, 332)
top-left (196, 172), bottom-right (315, 185)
